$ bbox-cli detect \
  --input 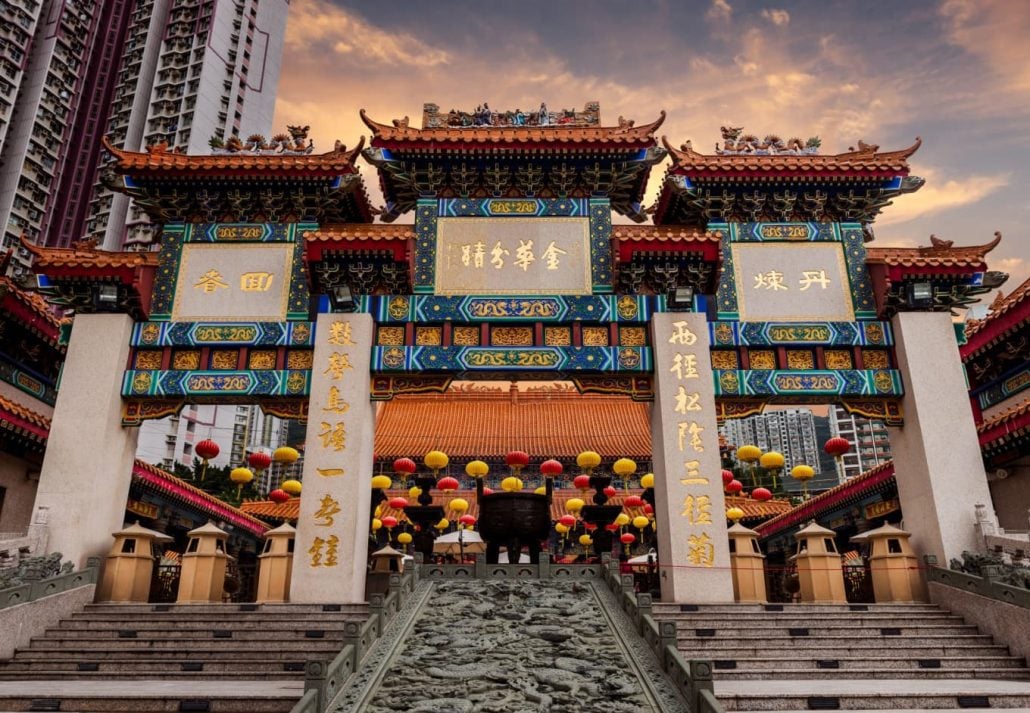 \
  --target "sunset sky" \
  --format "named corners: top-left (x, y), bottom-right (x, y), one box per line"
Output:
top-left (272, 0), bottom-right (1029, 301)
